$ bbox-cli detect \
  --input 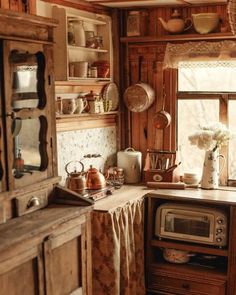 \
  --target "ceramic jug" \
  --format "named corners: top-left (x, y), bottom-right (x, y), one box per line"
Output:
top-left (201, 150), bottom-right (225, 189)
top-left (158, 9), bottom-right (192, 34)
top-left (73, 20), bottom-right (86, 47)
top-left (74, 98), bottom-right (88, 114)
